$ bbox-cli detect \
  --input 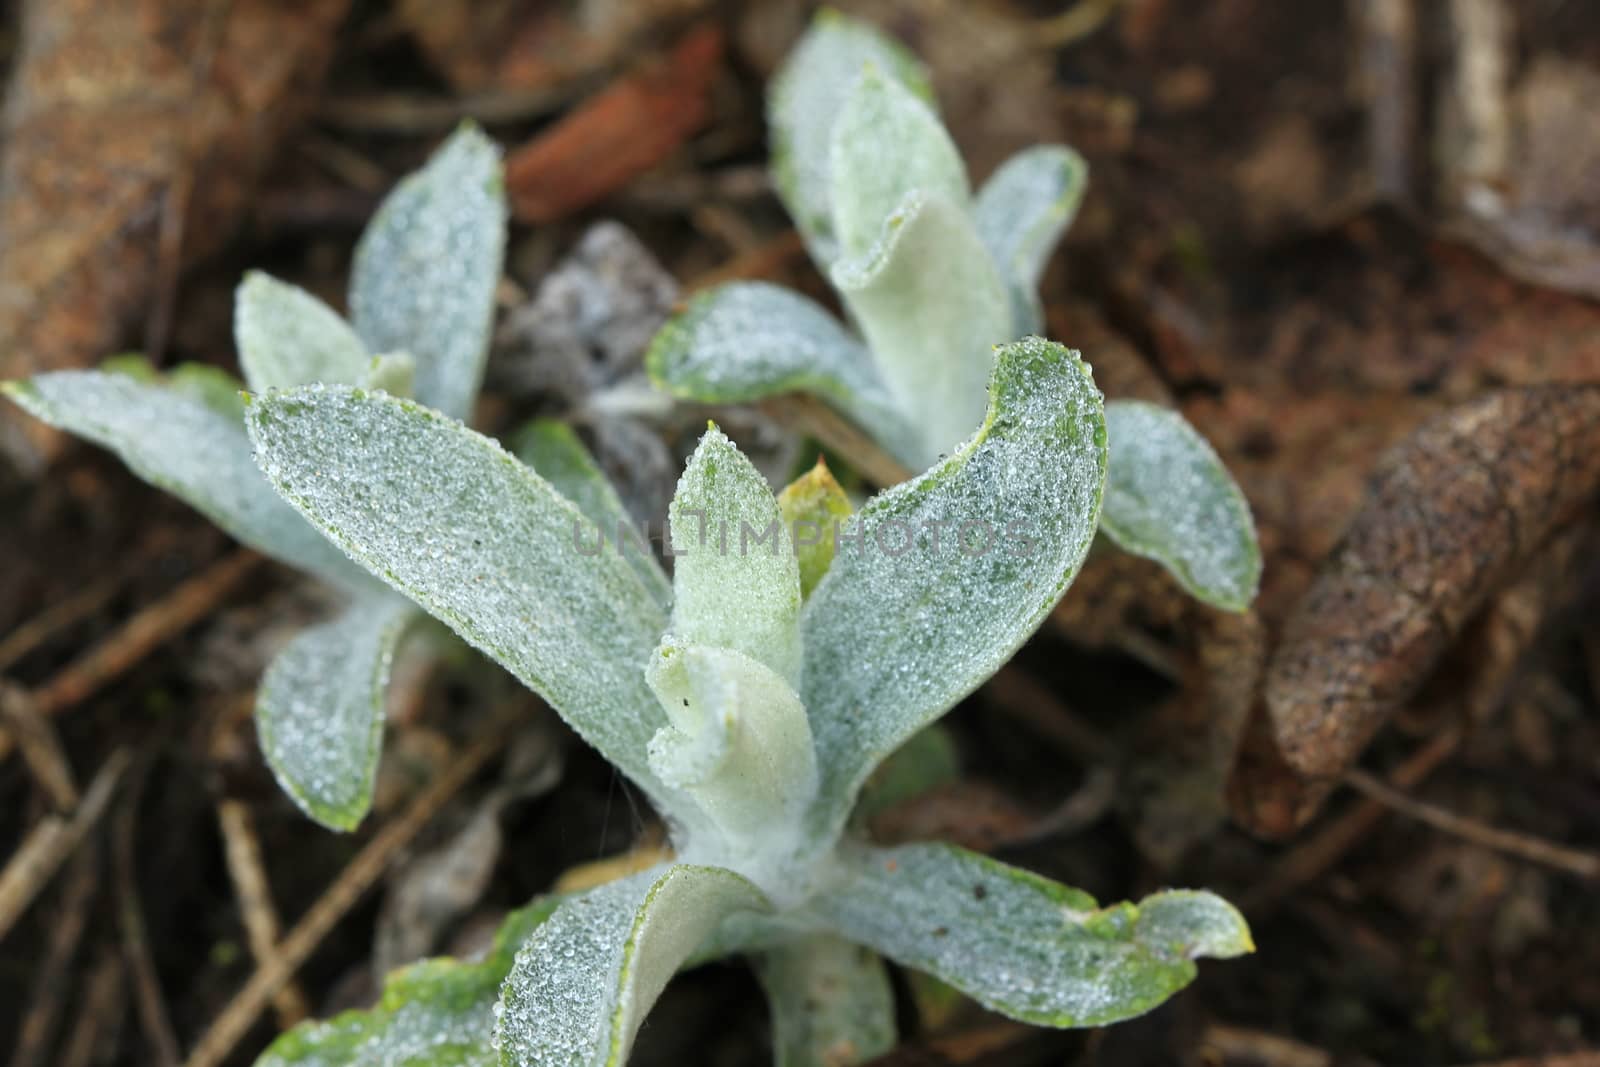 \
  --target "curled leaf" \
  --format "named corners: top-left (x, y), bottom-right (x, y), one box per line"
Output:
top-left (777, 457), bottom-right (855, 600)
top-left (974, 145), bottom-right (1088, 336)
top-left (234, 272), bottom-right (369, 392)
